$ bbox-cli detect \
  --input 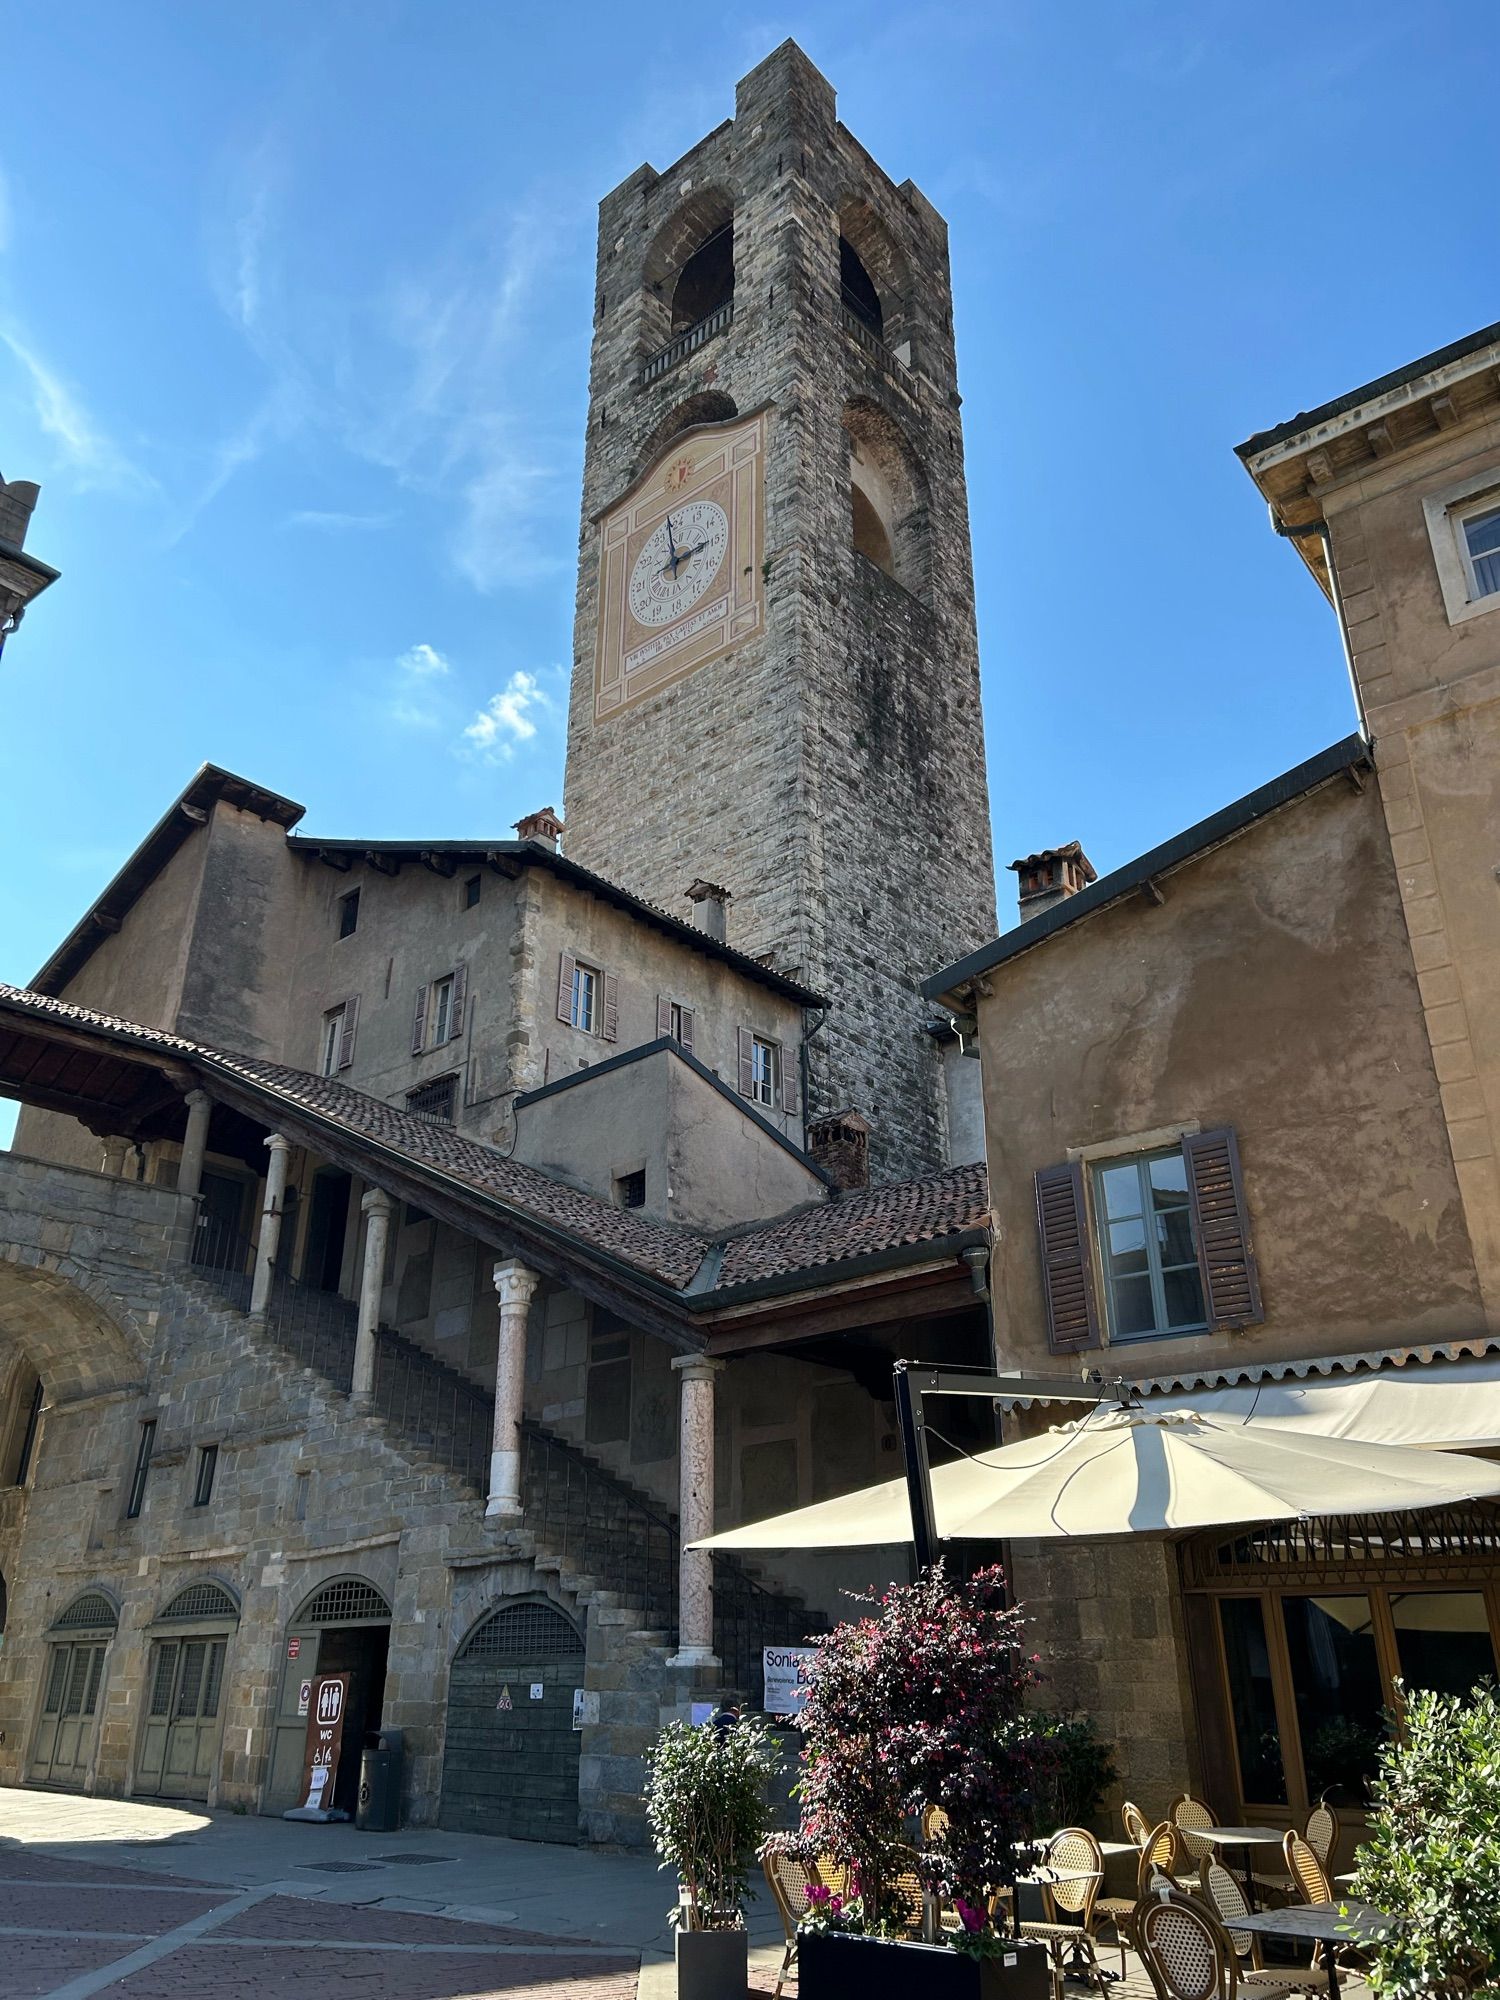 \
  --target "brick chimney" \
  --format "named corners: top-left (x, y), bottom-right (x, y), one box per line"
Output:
top-left (0, 476), bottom-right (40, 549)
top-left (685, 879), bottom-right (731, 944)
top-left (514, 806), bottom-right (564, 852)
top-left (809, 1111), bottom-right (871, 1192)
top-left (1008, 842), bottom-right (1096, 923)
